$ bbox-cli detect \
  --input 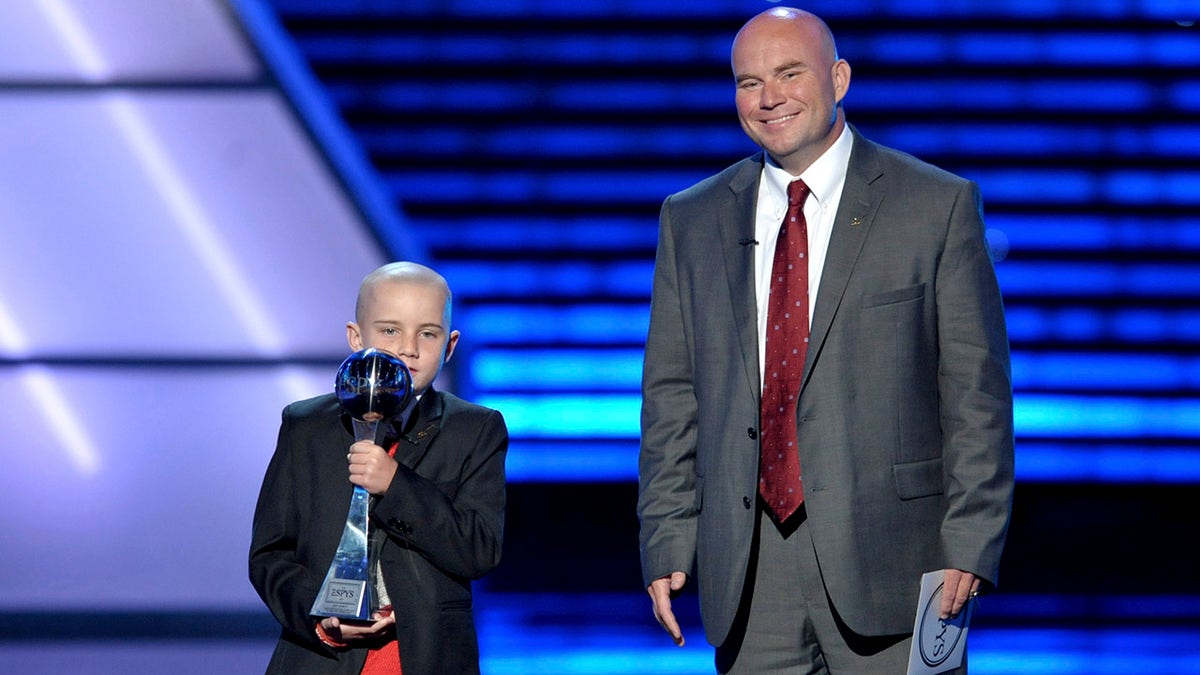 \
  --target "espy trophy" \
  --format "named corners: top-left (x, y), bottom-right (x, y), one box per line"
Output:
top-left (311, 347), bottom-right (414, 622)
